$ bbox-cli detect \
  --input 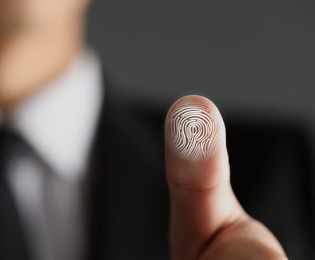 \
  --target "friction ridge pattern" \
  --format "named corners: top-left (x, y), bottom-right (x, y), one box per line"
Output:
top-left (168, 103), bottom-right (217, 161)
